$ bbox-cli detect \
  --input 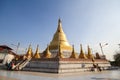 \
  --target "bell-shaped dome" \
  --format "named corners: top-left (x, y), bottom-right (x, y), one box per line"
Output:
top-left (49, 19), bottom-right (72, 51)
